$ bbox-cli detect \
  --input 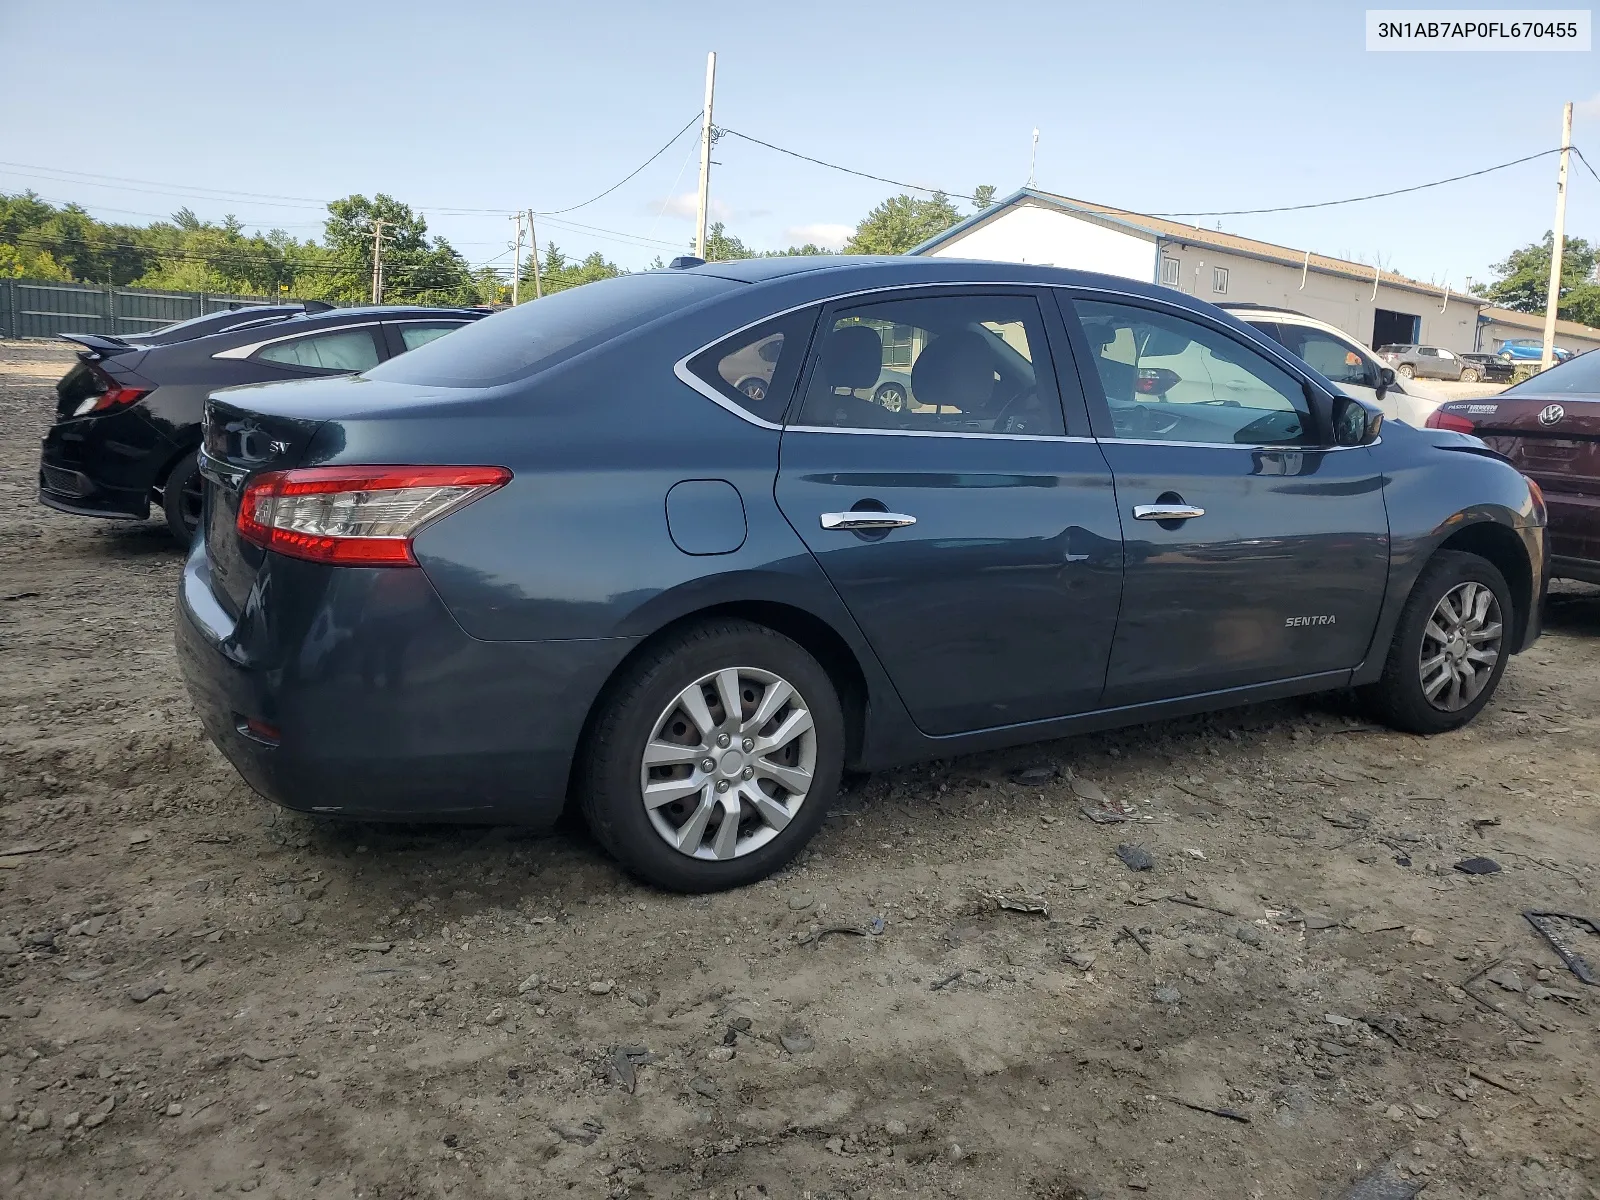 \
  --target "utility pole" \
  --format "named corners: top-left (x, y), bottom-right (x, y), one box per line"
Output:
top-left (1540, 101), bottom-right (1573, 372)
top-left (526, 209), bottom-right (543, 299)
top-left (1028, 128), bottom-right (1039, 188)
top-left (370, 218), bottom-right (387, 304)
top-left (694, 51), bottom-right (717, 260)
top-left (510, 211), bottom-right (524, 305)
